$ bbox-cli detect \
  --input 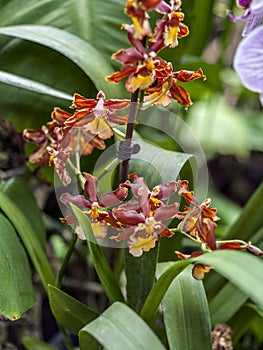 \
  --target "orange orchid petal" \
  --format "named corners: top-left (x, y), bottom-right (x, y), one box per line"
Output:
top-left (51, 108), bottom-right (72, 125)
top-left (104, 99), bottom-right (130, 109)
top-left (108, 114), bottom-right (128, 125)
top-left (174, 68), bottom-right (206, 82)
top-left (178, 22), bottom-right (189, 38)
top-left (71, 93), bottom-right (97, 109)
top-left (65, 110), bottom-right (95, 127)
top-left (106, 65), bottom-right (137, 83)
top-left (170, 81), bottom-right (193, 106)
